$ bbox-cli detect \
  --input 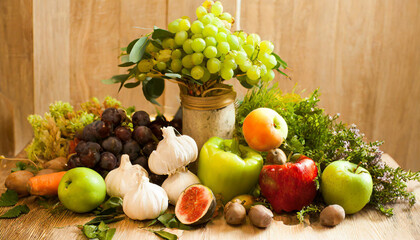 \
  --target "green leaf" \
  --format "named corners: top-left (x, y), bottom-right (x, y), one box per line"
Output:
top-left (0, 204), bottom-right (30, 219)
top-left (95, 197), bottom-right (123, 216)
top-left (152, 27), bottom-right (175, 40)
top-left (107, 74), bottom-right (132, 92)
top-left (142, 78), bottom-right (165, 105)
top-left (82, 225), bottom-right (98, 238)
top-left (118, 62), bottom-right (135, 67)
top-left (272, 53), bottom-right (288, 68)
top-left (85, 215), bottom-right (125, 226)
top-left (107, 74), bottom-right (131, 83)
top-left (152, 230), bottom-right (178, 240)
top-left (129, 37), bottom-right (149, 63)
top-left (151, 39), bottom-right (163, 50)
top-left (124, 81), bottom-right (141, 88)
top-left (275, 69), bottom-right (290, 78)
top-left (11, 161), bottom-right (27, 172)
top-left (104, 228), bottom-right (116, 240)
top-left (239, 80), bottom-right (254, 89)
top-left (102, 78), bottom-right (120, 85)
top-left (98, 221), bottom-right (109, 231)
top-left (145, 219), bottom-right (158, 227)
top-left (157, 213), bottom-right (193, 230)
top-left (126, 38), bottom-right (140, 54)
top-left (0, 190), bottom-right (18, 207)
top-left (100, 197), bottom-right (123, 211)
top-left (82, 220), bottom-right (117, 240)
top-left (120, 55), bottom-right (130, 64)
top-left (164, 73), bottom-right (181, 79)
